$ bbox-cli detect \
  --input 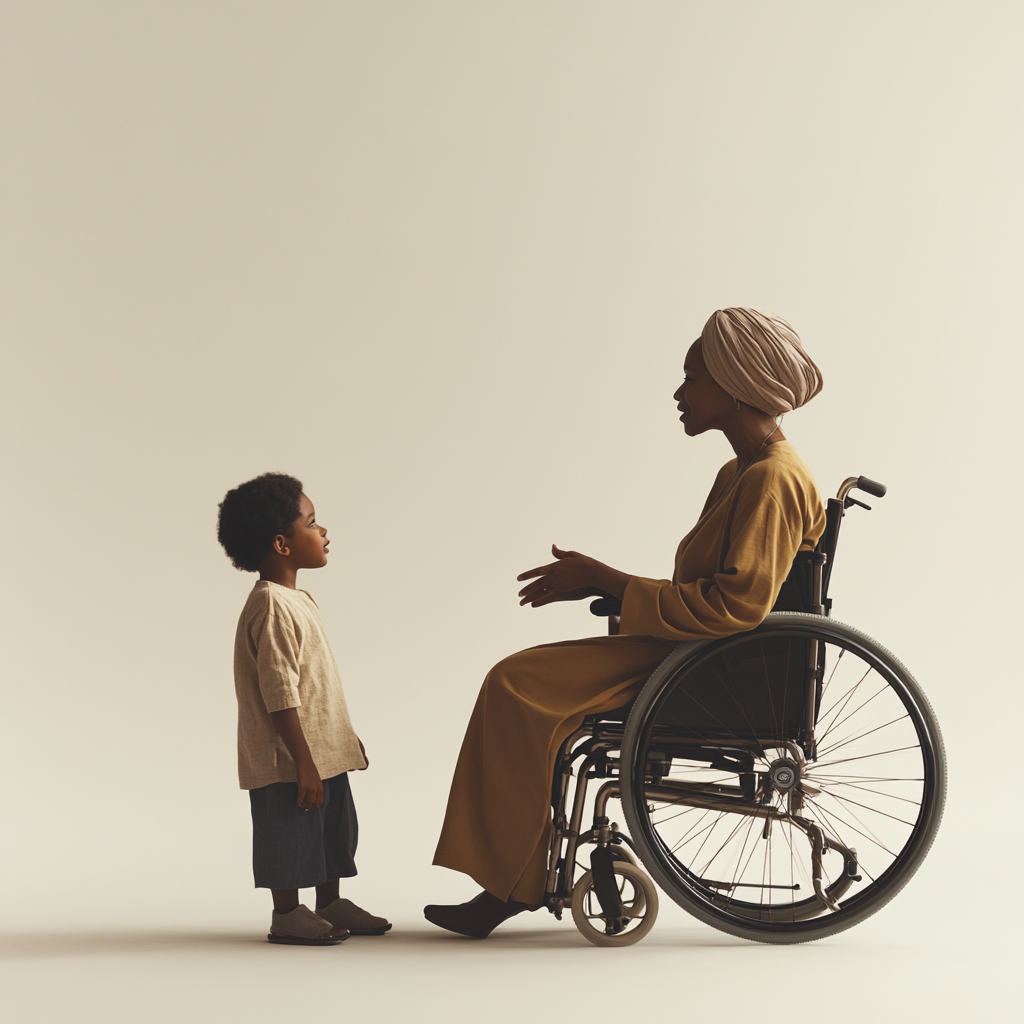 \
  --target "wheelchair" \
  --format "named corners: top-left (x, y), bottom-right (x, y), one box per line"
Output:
top-left (544, 475), bottom-right (946, 946)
